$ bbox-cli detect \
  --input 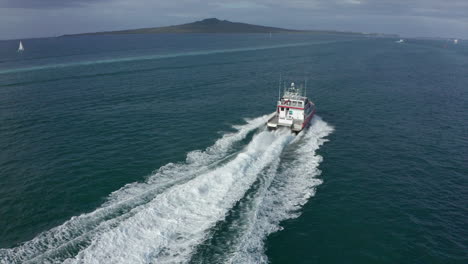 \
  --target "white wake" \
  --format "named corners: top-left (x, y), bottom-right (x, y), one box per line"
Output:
top-left (64, 129), bottom-right (294, 264)
top-left (0, 115), bottom-right (333, 264)
top-left (0, 114), bottom-right (270, 264)
top-left (228, 116), bottom-right (334, 263)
